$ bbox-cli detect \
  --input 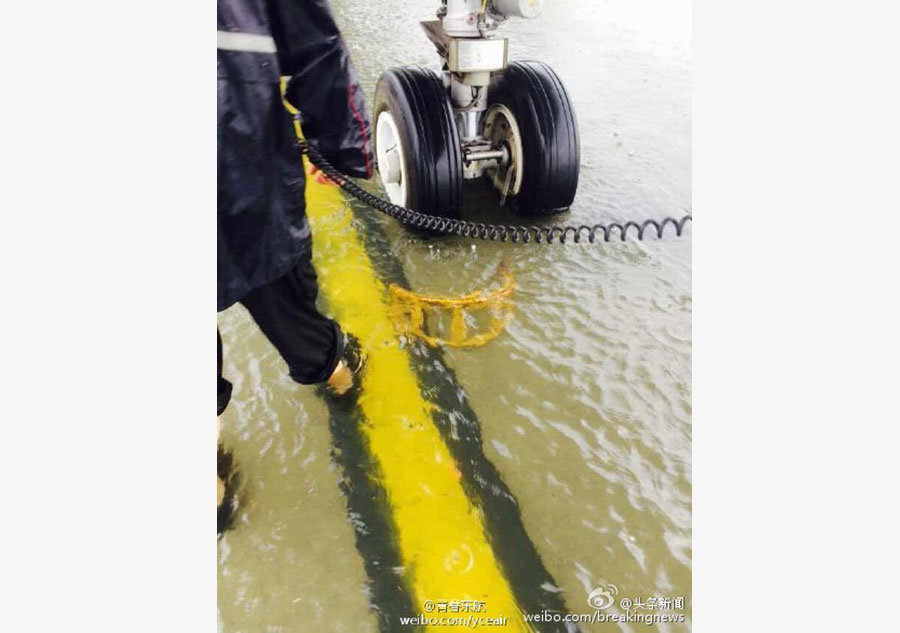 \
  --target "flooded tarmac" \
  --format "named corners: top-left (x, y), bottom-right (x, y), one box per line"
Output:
top-left (218, 0), bottom-right (691, 631)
